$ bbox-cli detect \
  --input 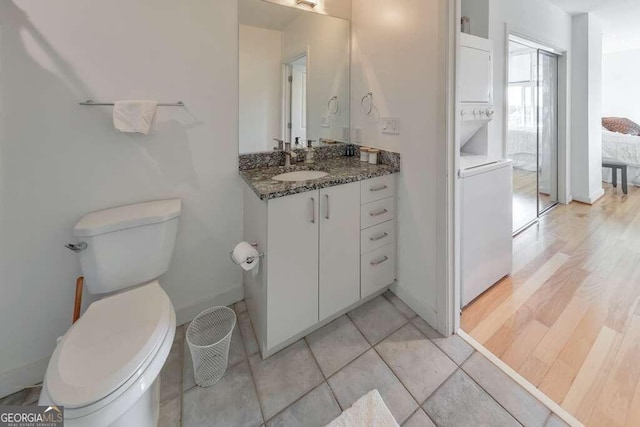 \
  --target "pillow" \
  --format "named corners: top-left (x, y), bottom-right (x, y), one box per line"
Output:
top-left (602, 117), bottom-right (640, 136)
